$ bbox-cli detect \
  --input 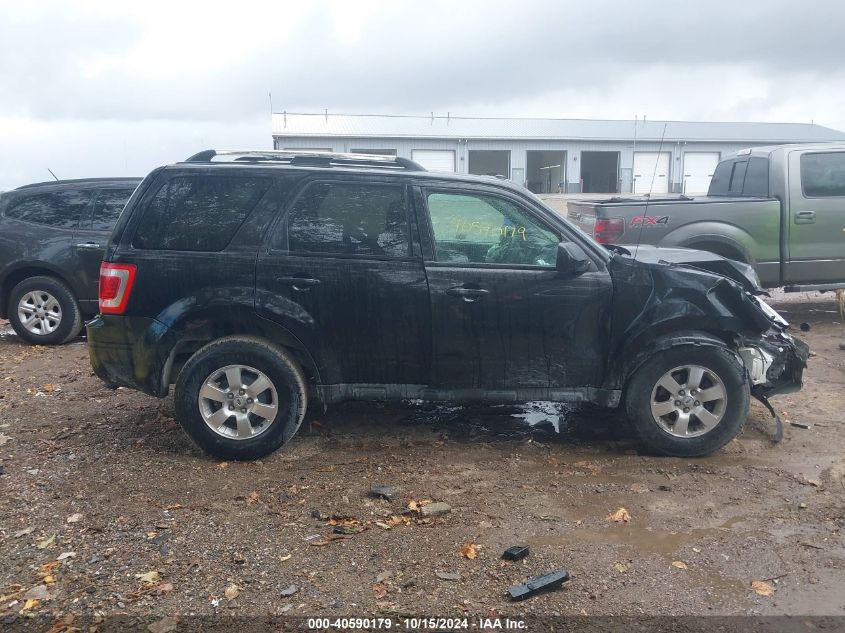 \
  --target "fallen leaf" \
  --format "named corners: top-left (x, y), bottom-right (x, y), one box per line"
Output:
top-left (224, 584), bottom-right (240, 600)
top-left (20, 598), bottom-right (40, 612)
top-left (148, 616), bottom-right (178, 633)
top-left (36, 534), bottom-right (56, 549)
top-left (614, 562), bottom-right (629, 573)
top-left (56, 552), bottom-right (76, 561)
top-left (607, 507), bottom-right (631, 523)
top-left (373, 583), bottom-right (389, 599)
top-left (247, 491), bottom-right (260, 504)
top-left (279, 554), bottom-right (292, 562)
top-left (672, 561), bottom-right (688, 570)
top-left (14, 527), bottom-right (34, 538)
top-left (217, 462), bottom-right (229, 469)
top-left (751, 580), bottom-right (775, 596)
top-left (407, 499), bottom-right (432, 512)
top-left (458, 543), bottom-right (480, 559)
top-left (66, 513), bottom-right (83, 524)
top-left (136, 571), bottom-right (161, 586)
